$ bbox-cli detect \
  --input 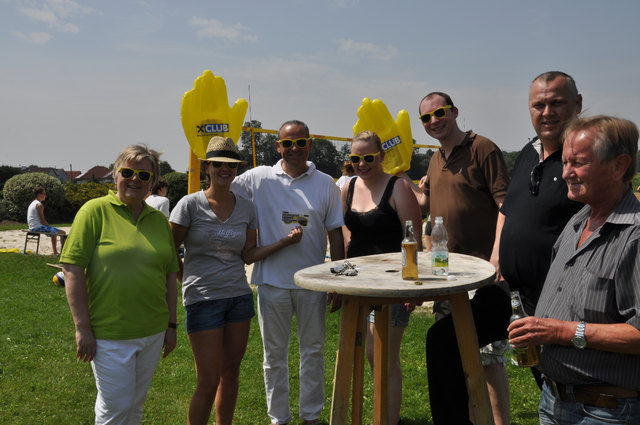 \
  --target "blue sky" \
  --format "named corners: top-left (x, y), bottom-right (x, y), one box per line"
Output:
top-left (2, 0), bottom-right (640, 173)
